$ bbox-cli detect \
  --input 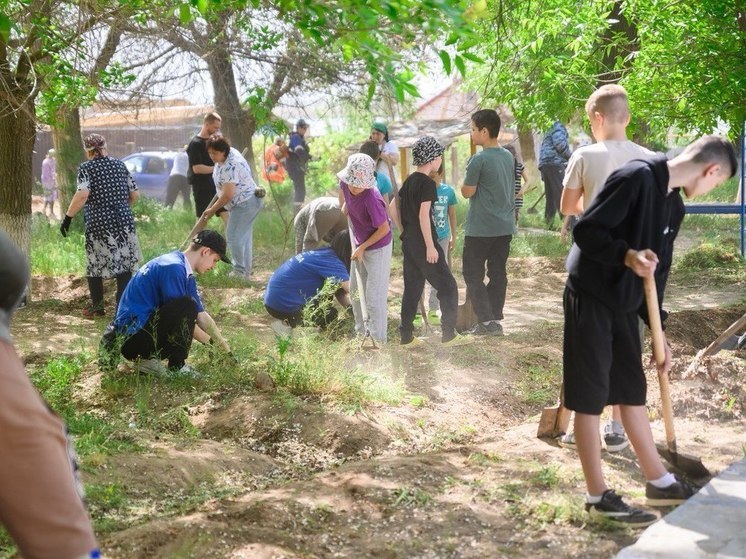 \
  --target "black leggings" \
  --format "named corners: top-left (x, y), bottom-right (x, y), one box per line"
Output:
top-left (120, 297), bottom-right (198, 369)
top-left (265, 297), bottom-right (338, 329)
top-left (87, 273), bottom-right (132, 311)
